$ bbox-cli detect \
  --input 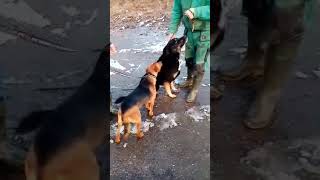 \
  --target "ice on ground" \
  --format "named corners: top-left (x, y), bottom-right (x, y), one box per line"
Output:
top-left (129, 63), bottom-right (135, 67)
top-left (155, 113), bottom-right (179, 131)
top-left (110, 59), bottom-right (126, 70)
top-left (110, 72), bottom-right (115, 75)
top-left (185, 105), bottom-right (210, 122)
